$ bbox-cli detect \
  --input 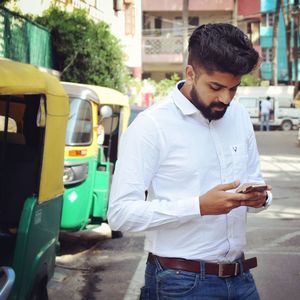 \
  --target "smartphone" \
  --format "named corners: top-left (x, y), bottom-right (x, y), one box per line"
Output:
top-left (236, 183), bottom-right (268, 194)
